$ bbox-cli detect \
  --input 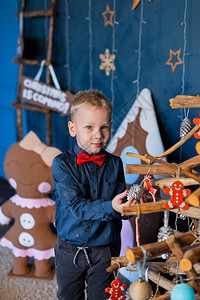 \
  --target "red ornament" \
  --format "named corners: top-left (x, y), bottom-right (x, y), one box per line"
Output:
top-left (193, 117), bottom-right (200, 139)
top-left (105, 278), bottom-right (127, 300)
top-left (144, 175), bottom-right (157, 202)
top-left (164, 180), bottom-right (191, 210)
